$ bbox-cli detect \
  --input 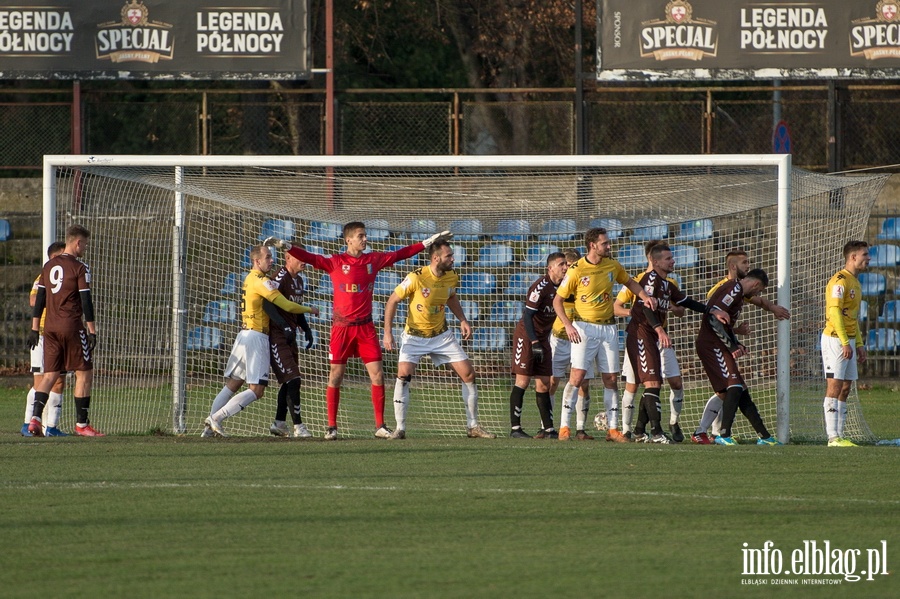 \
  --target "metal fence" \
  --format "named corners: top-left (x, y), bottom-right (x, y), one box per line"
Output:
top-left (3, 84), bottom-right (900, 171)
